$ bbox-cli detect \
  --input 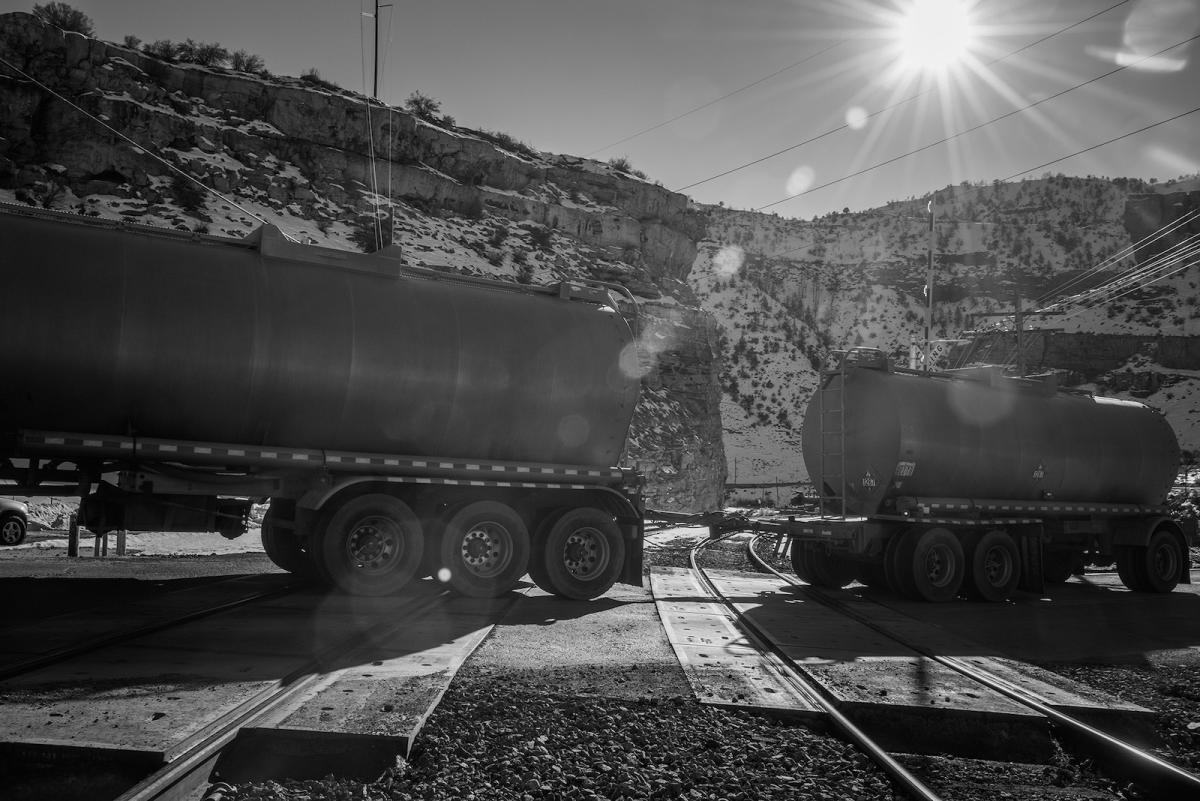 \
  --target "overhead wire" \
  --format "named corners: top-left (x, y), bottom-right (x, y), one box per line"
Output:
top-left (584, 40), bottom-right (846, 158)
top-left (751, 34), bottom-right (1200, 212)
top-left (1032, 209), bottom-right (1200, 306)
top-left (676, 0), bottom-right (1134, 195)
top-left (1048, 233), bottom-right (1200, 317)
